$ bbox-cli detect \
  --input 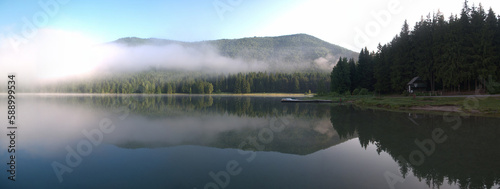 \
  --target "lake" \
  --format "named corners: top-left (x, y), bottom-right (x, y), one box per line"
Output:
top-left (1, 94), bottom-right (500, 189)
